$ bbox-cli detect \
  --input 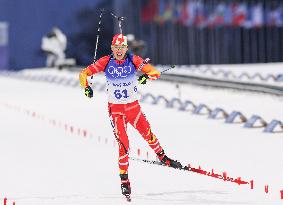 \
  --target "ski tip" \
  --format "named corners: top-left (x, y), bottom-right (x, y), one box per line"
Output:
top-left (125, 194), bottom-right (131, 202)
